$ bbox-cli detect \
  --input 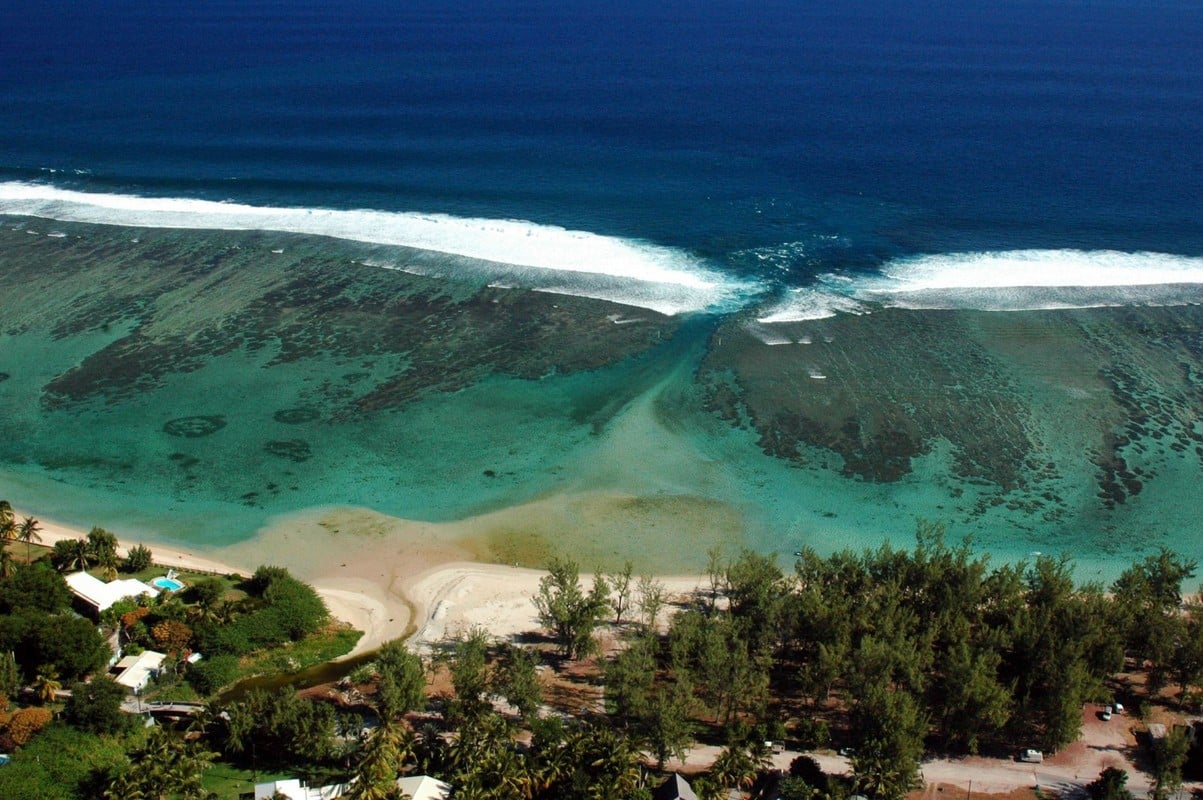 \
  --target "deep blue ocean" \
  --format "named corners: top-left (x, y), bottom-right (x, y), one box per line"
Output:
top-left (2, 0), bottom-right (1201, 283)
